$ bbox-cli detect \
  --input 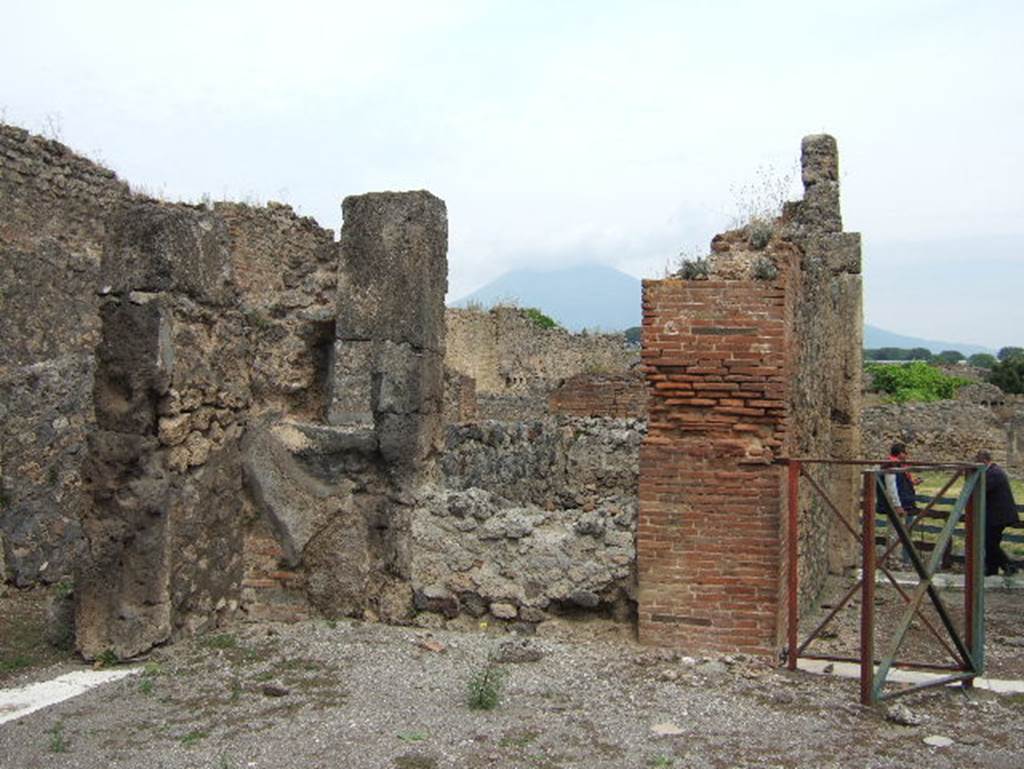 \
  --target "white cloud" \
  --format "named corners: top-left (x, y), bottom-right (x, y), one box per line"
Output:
top-left (2, 0), bottom-right (1023, 345)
